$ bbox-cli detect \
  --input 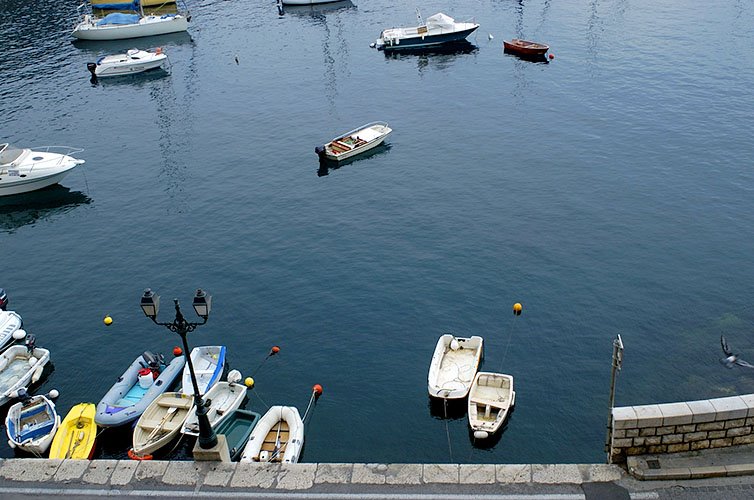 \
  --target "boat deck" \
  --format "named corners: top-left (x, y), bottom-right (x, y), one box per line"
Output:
top-left (437, 349), bottom-right (477, 389)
